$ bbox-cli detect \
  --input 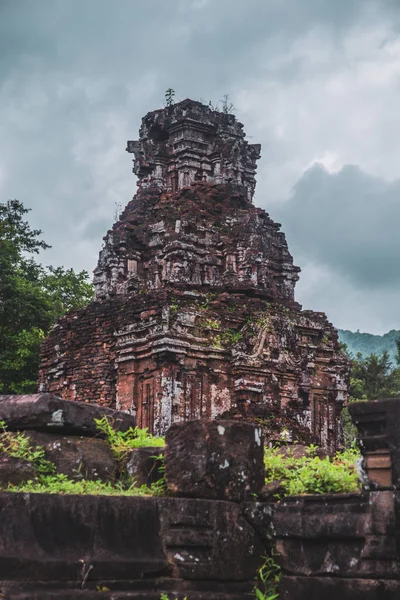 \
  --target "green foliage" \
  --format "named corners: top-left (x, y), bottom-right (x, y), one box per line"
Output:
top-left (0, 420), bottom-right (55, 478)
top-left (41, 266), bottom-right (94, 320)
top-left (221, 328), bottom-right (243, 345)
top-left (255, 315), bottom-right (271, 330)
top-left (200, 316), bottom-right (242, 348)
top-left (0, 200), bottom-right (94, 393)
top-left (211, 335), bottom-right (223, 349)
top-left (339, 342), bottom-right (400, 445)
top-left (349, 351), bottom-right (400, 401)
top-left (160, 595), bottom-right (188, 600)
top-left (94, 416), bottom-right (165, 462)
top-left (264, 445), bottom-right (360, 497)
